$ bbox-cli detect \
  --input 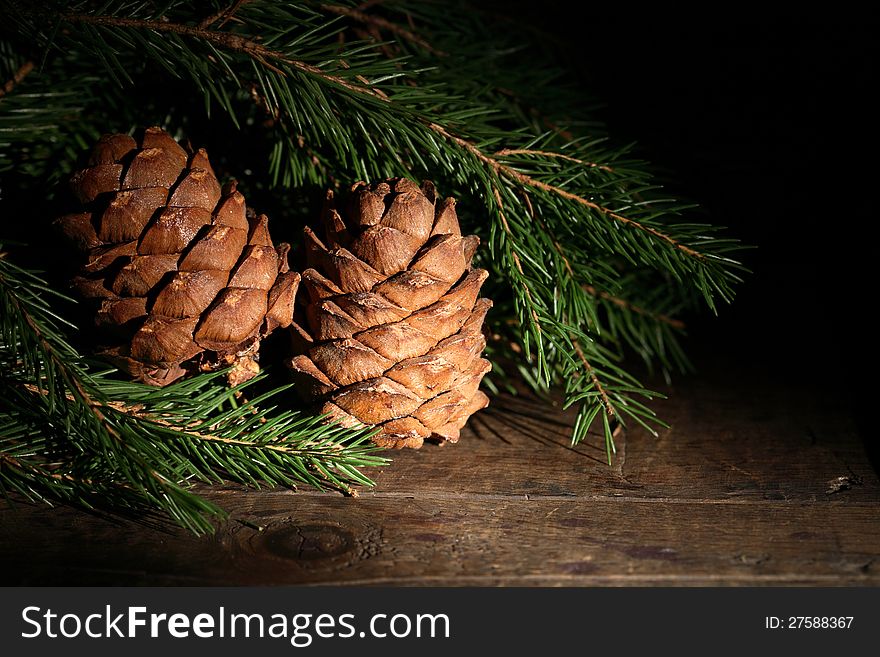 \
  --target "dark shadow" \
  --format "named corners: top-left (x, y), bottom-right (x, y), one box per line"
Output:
top-left (475, 404), bottom-right (610, 466)
top-left (487, 393), bottom-right (574, 430)
top-left (465, 407), bottom-right (512, 445)
top-left (0, 492), bottom-right (181, 540)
